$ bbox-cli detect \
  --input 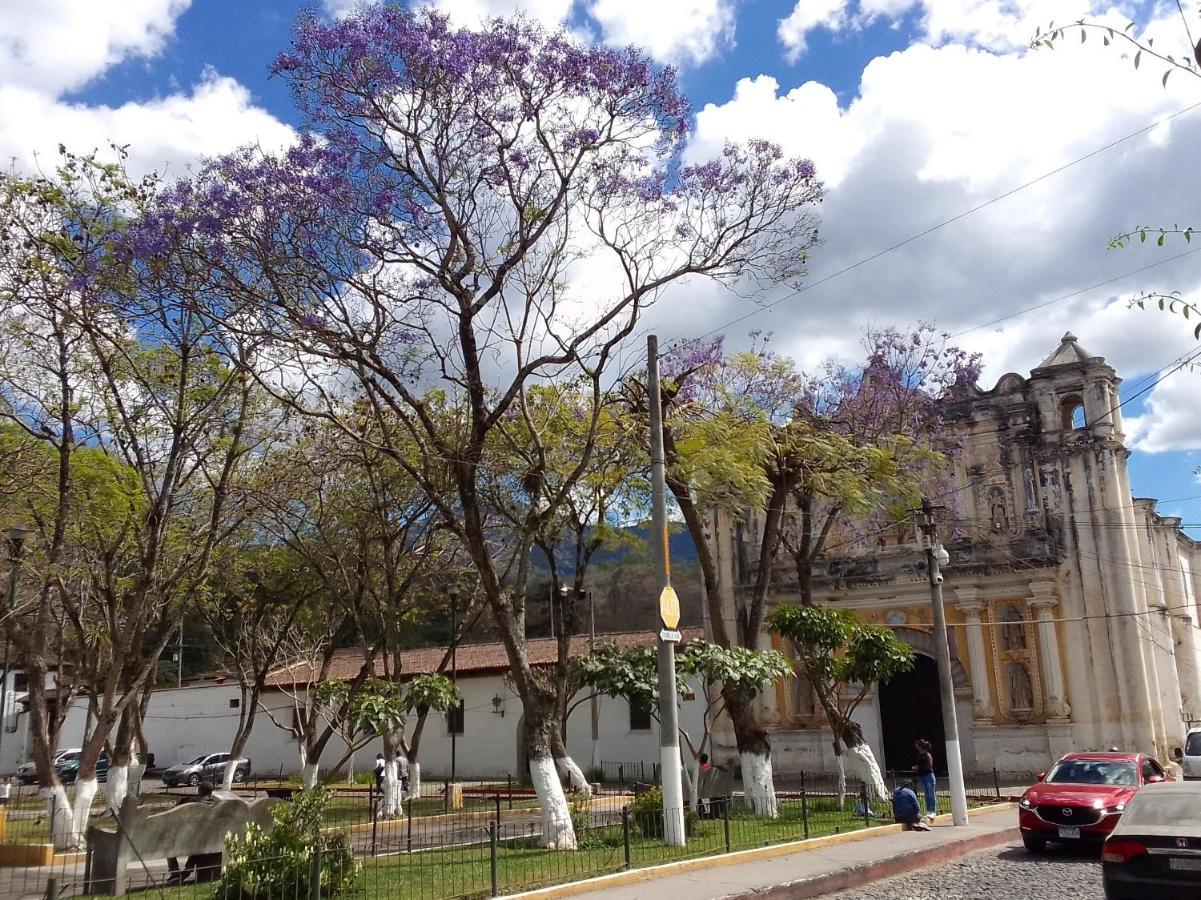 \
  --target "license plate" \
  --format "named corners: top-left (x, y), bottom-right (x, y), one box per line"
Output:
top-left (1058, 826), bottom-right (1081, 839)
top-left (1170, 858), bottom-right (1201, 872)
